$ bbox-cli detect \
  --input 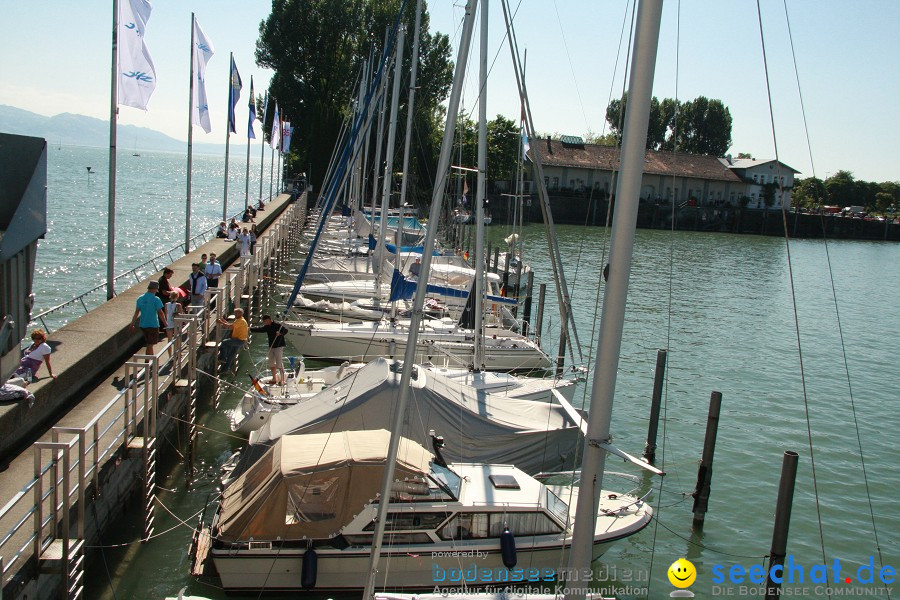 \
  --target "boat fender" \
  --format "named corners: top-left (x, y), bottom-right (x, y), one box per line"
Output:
top-left (500, 528), bottom-right (517, 569)
top-left (301, 548), bottom-right (317, 589)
